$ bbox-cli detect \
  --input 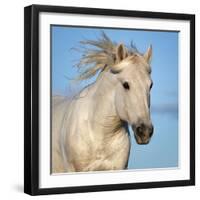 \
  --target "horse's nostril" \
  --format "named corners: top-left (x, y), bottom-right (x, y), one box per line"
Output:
top-left (136, 125), bottom-right (144, 136)
top-left (149, 126), bottom-right (154, 137)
